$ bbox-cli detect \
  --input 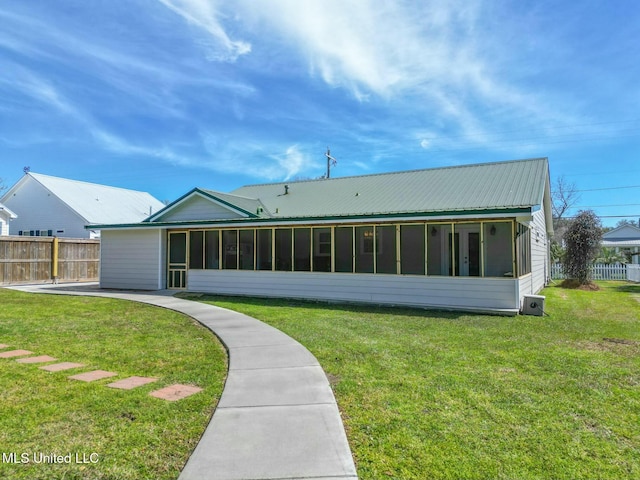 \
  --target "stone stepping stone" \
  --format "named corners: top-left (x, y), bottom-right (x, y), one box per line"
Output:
top-left (68, 370), bottom-right (118, 382)
top-left (16, 355), bottom-right (57, 364)
top-left (40, 362), bottom-right (85, 372)
top-left (0, 344), bottom-right (9, 349)
top-left (0, 349), bottom-right (33, 358)
top-left (107, 376), bottom-right (158, 390)
top-left (149, 384), bottom-right (202, 401)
